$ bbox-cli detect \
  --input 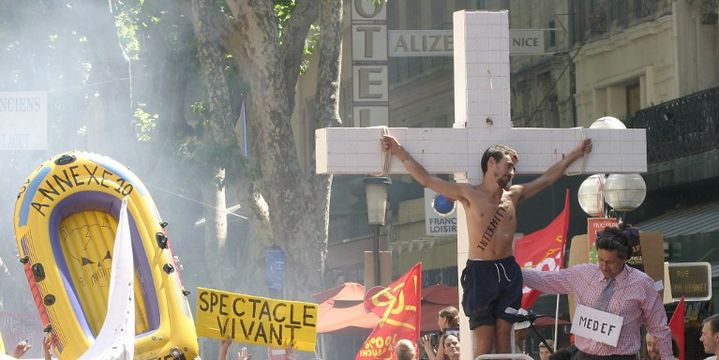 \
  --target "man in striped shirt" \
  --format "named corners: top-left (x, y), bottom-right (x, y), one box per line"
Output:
top-left (522, 227), bottom-right (676, 360)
